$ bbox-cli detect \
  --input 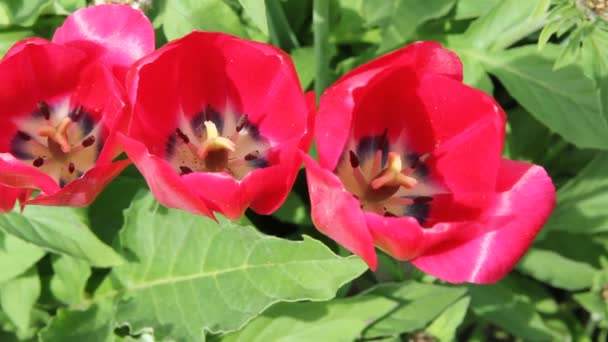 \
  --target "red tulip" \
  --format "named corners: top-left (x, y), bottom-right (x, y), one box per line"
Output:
top-left (0, 5), bottom-right (154, 207)
top-left (305, 42), bottom-right (556, 283)
top-left (119, 32), bottom-right (311, 220)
